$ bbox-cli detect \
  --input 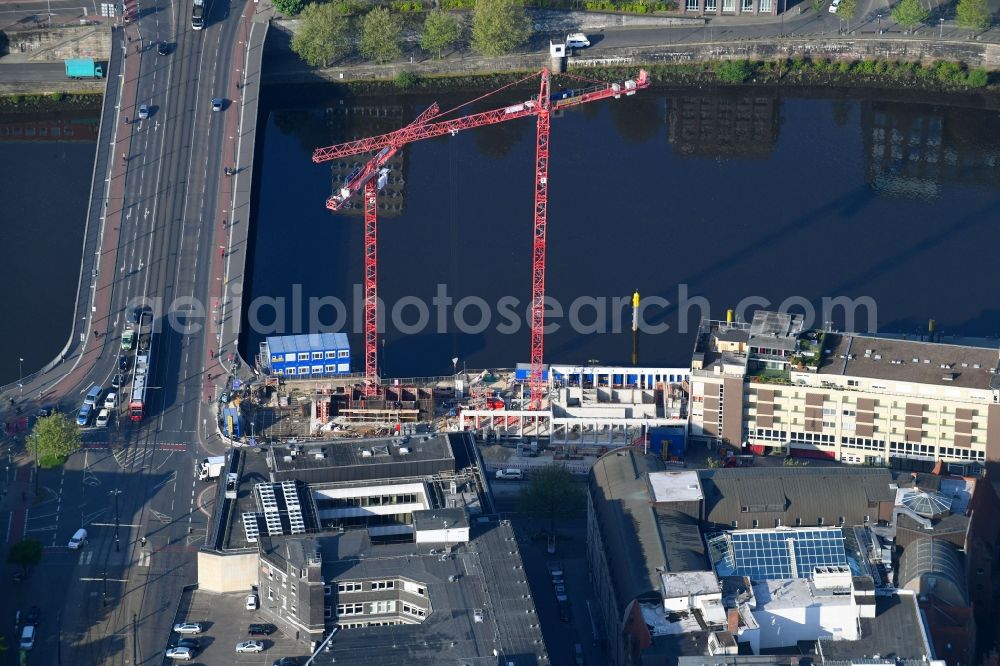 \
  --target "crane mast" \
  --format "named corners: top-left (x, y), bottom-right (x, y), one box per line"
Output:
top-left (529, 71), bottom-right (551, 410)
